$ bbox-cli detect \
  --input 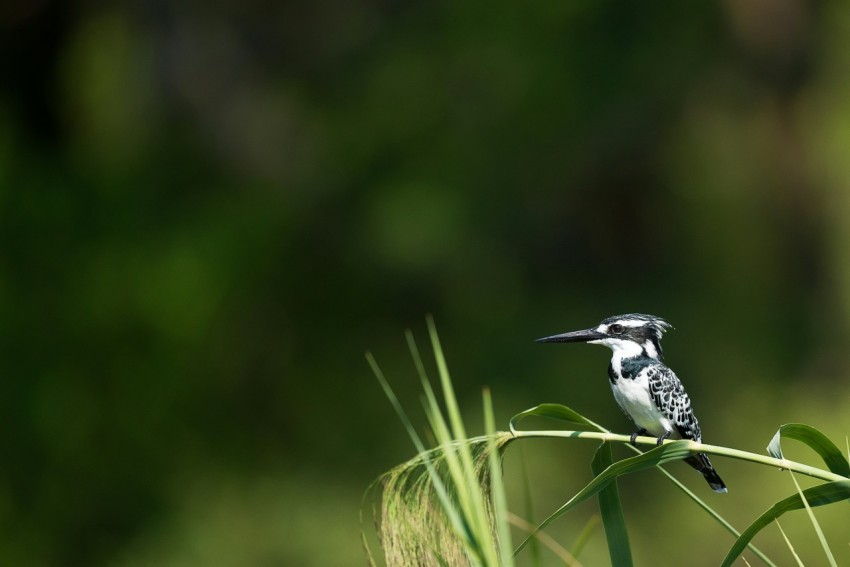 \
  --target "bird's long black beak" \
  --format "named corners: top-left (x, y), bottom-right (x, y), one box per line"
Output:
top-left (535, 328), bottom-right (607, 343)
